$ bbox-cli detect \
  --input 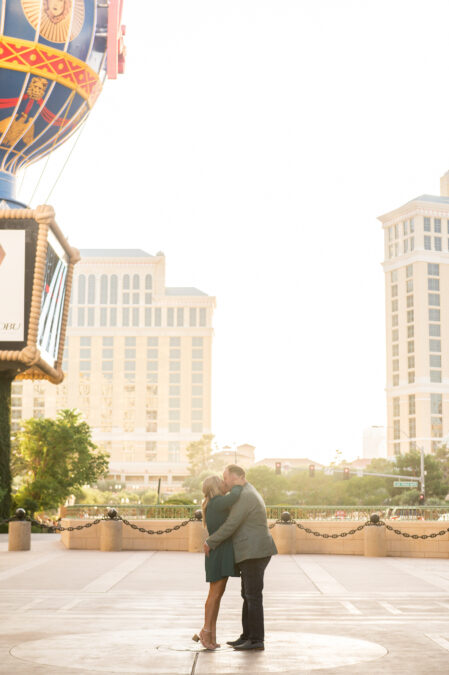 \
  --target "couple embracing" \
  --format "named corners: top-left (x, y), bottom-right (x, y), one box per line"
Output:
top-left (193, 464), bottom-right (277, 652)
